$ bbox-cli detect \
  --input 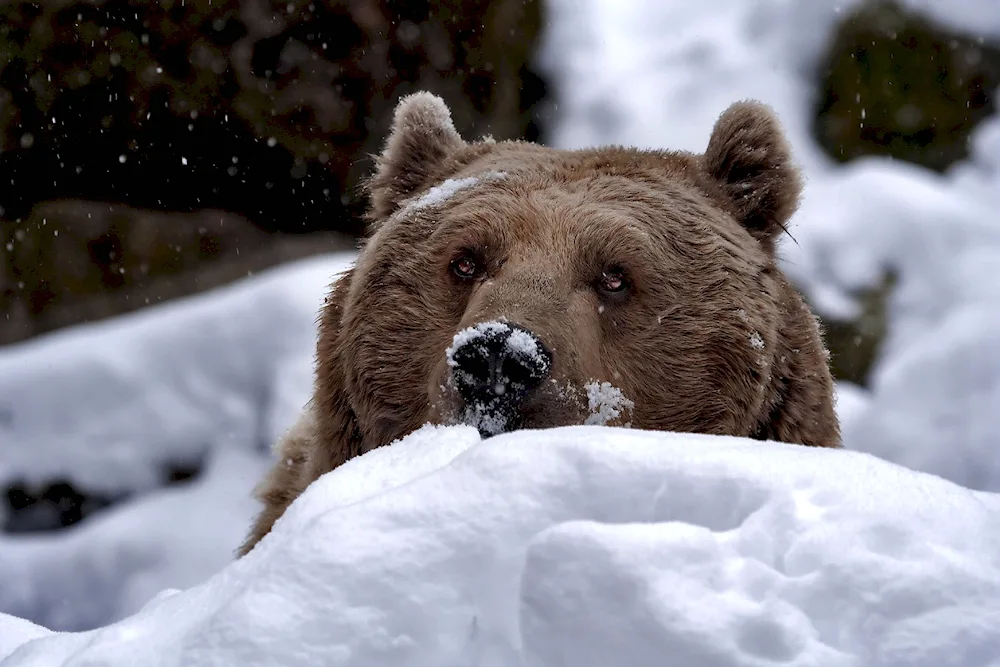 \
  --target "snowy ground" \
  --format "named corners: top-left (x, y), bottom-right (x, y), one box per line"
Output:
top-left (3, 0), bottom-right (1000, 663)
top-left (4, 426), bottom-right (1000, 666)
top-left (0, 253), bottom-right (354, 494)
top-left (0, 253), bottom-right (355, 630)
